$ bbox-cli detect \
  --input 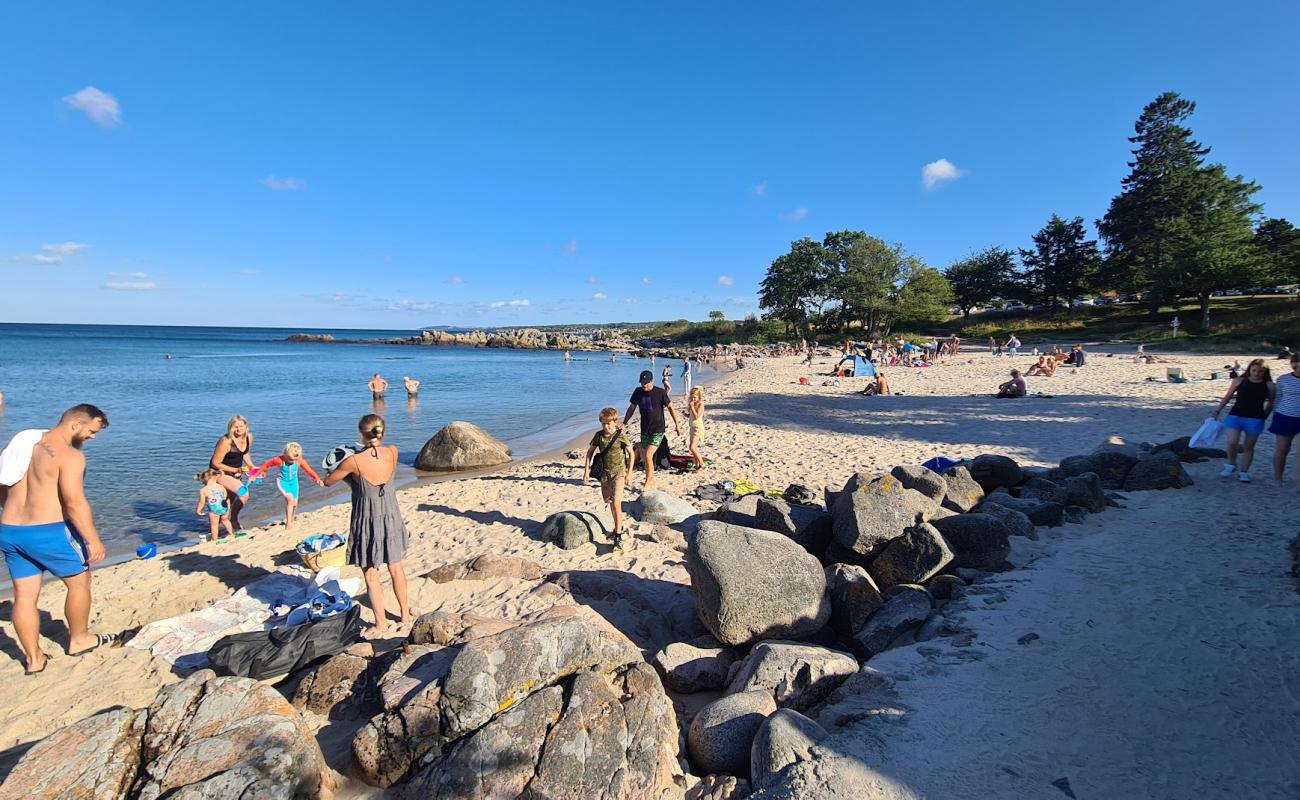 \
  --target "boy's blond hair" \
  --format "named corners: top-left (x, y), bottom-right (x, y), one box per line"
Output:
top-left (598, 407), bottom-right (619, 423)
top-left (284, 442), bottom-right (302, 459)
